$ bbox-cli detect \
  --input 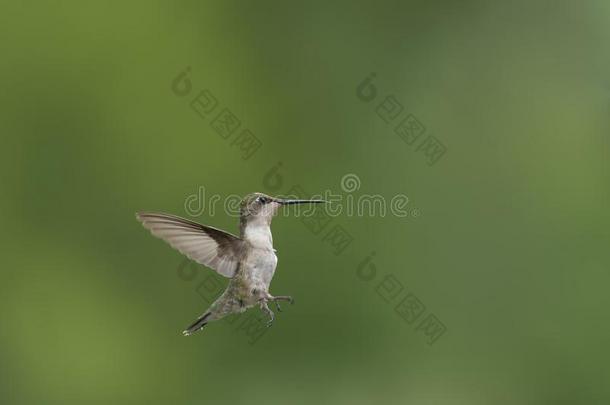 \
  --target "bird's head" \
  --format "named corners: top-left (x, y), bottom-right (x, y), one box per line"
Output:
top-left (239, 192), bottom-right (325, 230)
